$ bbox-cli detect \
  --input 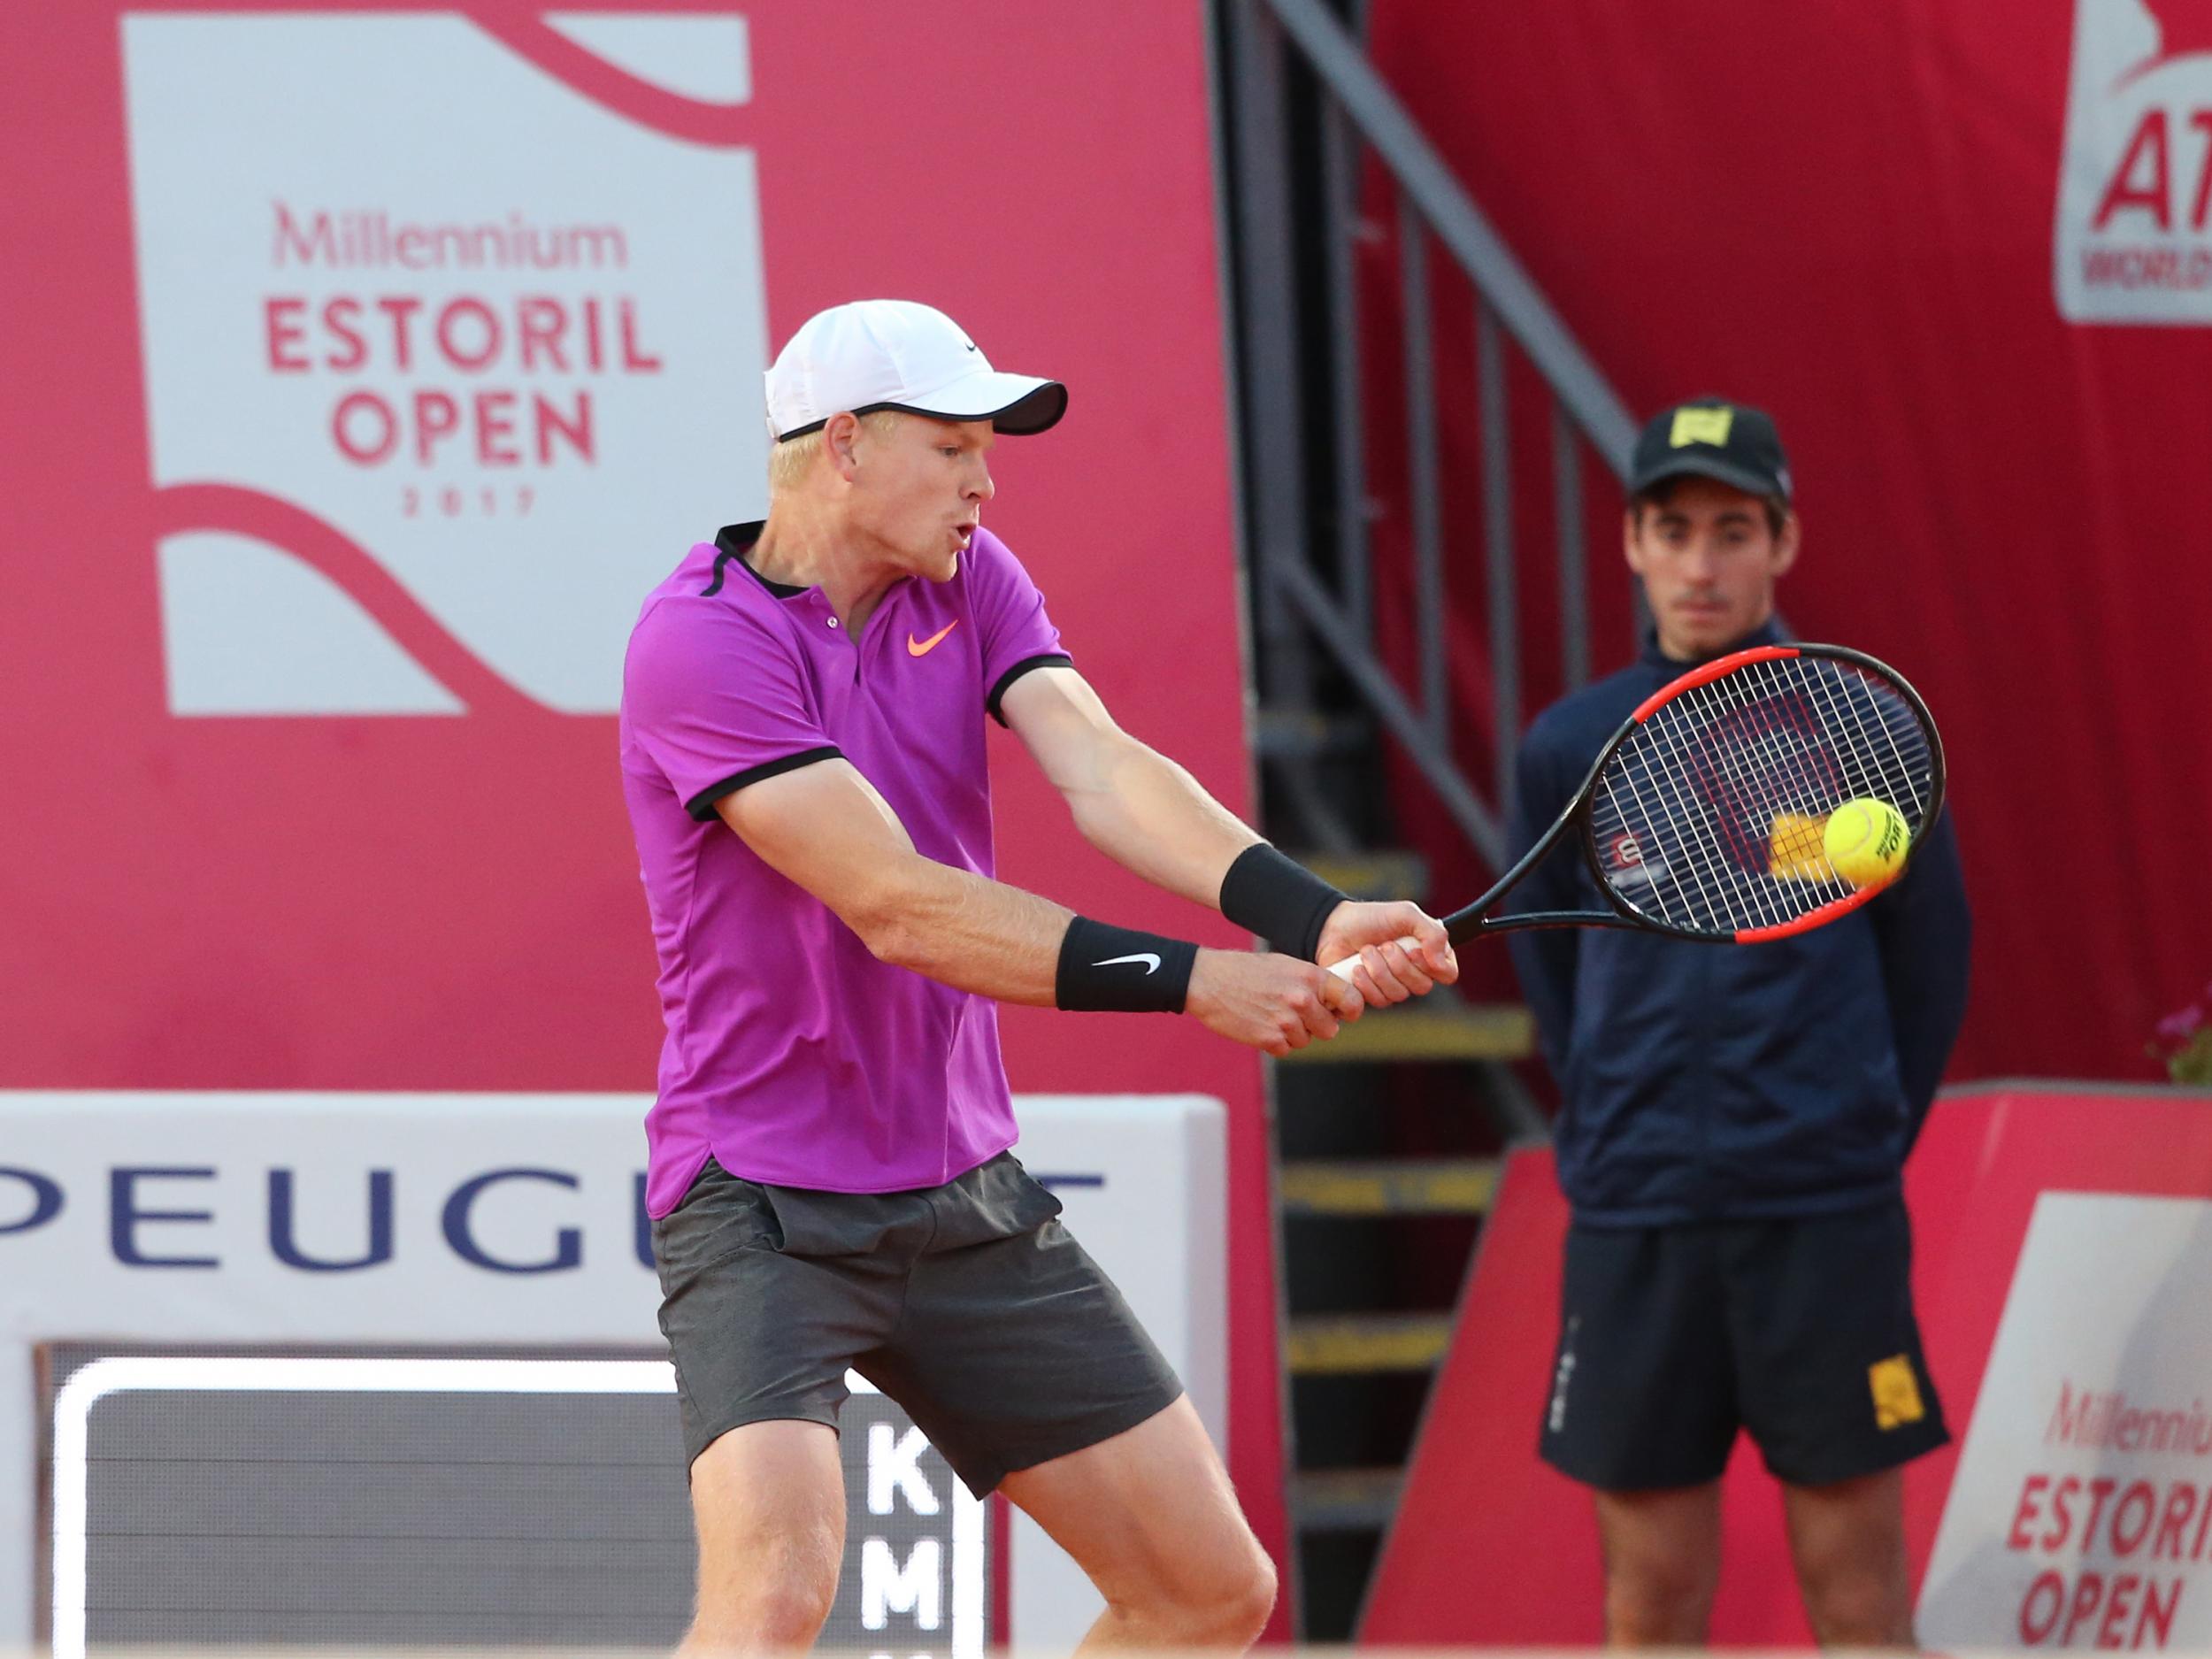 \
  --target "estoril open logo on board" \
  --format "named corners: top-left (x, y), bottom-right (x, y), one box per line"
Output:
top-left (2056, 0), bottom-right (2212, 322)
top-left (121, 13), bottom-right (768, 715)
